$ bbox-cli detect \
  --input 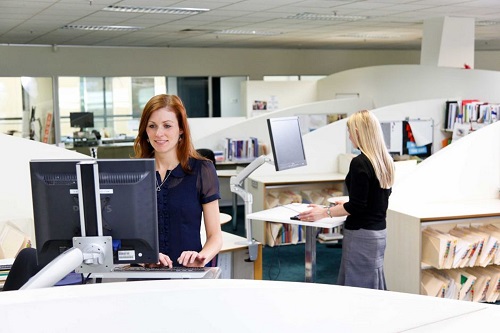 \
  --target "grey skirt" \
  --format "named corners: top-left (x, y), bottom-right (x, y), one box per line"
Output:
top-left (337, 228), bottom-right (387, 290)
